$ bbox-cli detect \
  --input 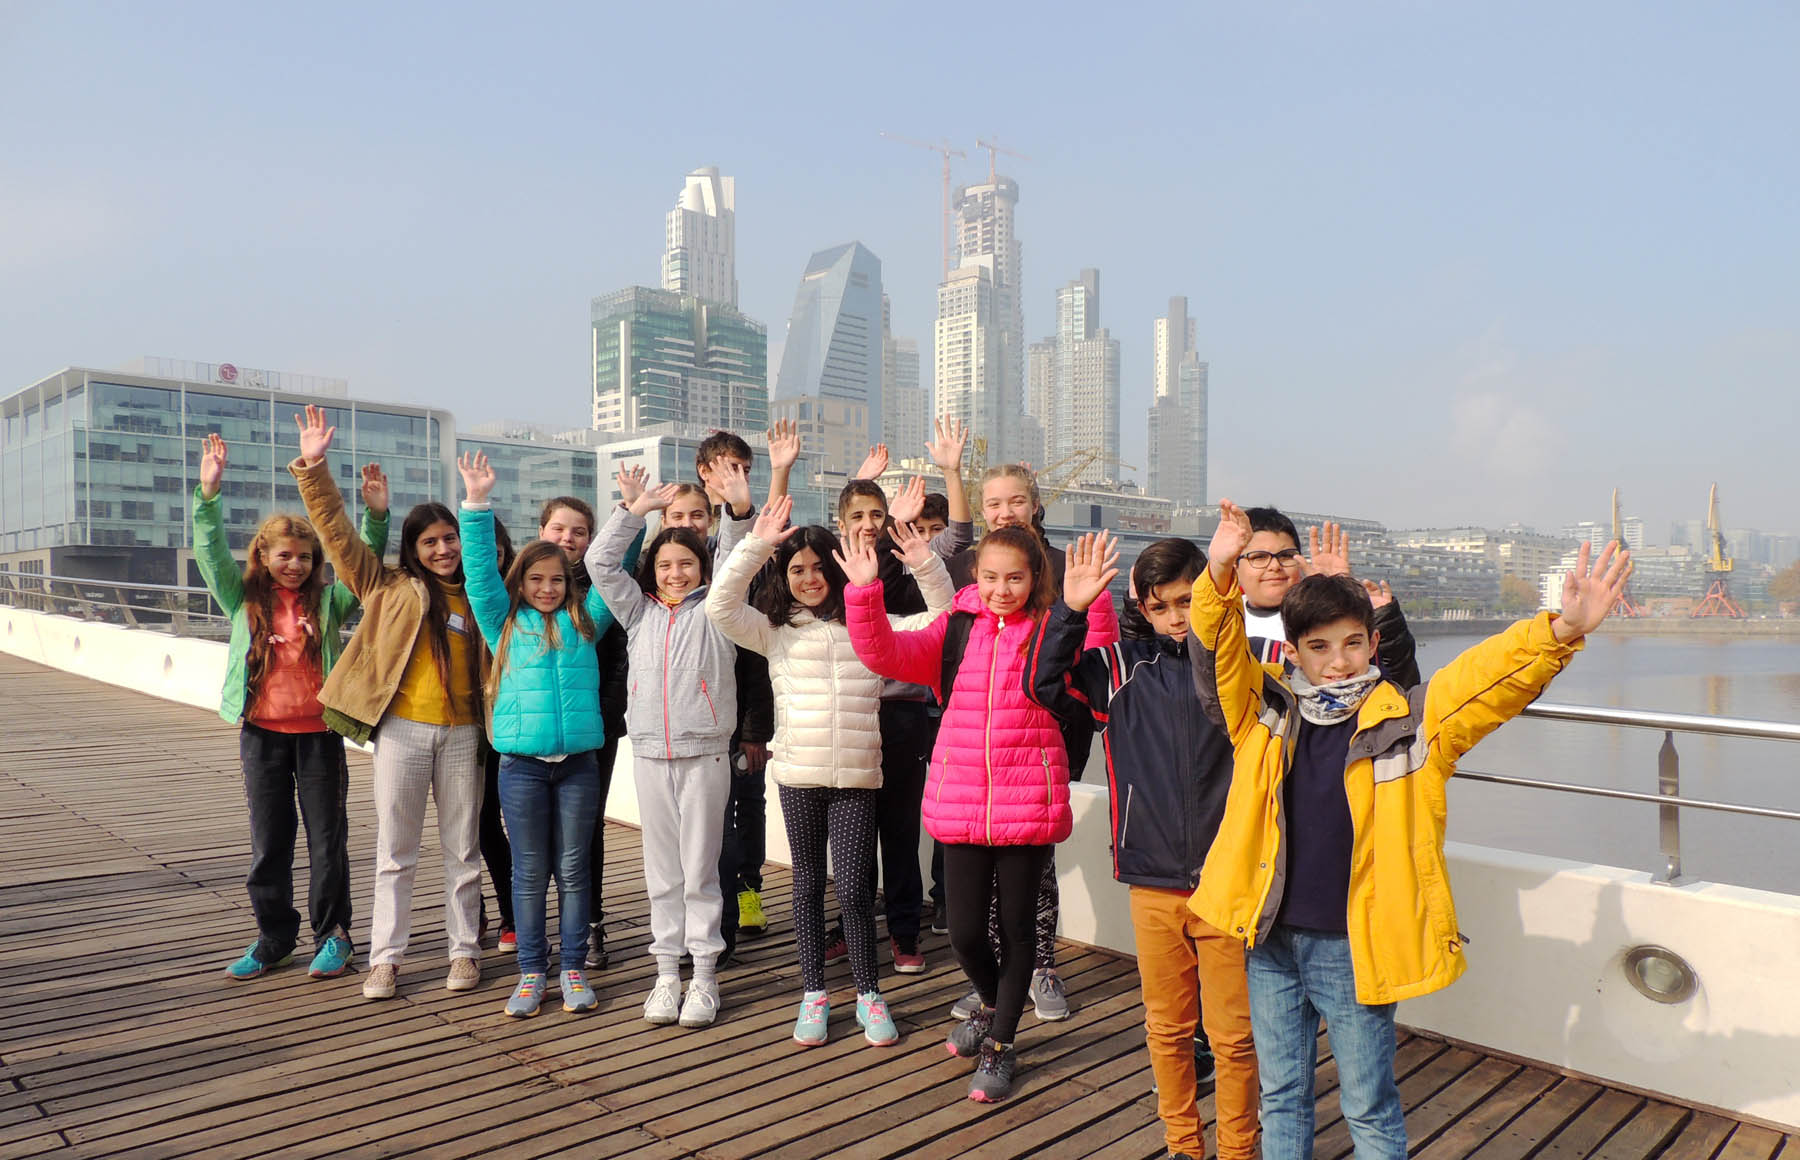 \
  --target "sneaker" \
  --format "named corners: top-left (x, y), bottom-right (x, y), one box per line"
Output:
top-left (643, 977), bottom-right (682, 1025)
top-left (362, 963), bottom-right (398, 1000)
top-left (497, 925), bottom-right (517, 952)
top-left (1030, 967), bottom-right (1069, 1021)
top-left (793, 991), bottom-right (830, 1046)
top-left (946, 1005), bottom-right (993, 1059)
top-left (857, 992), bottom-right (899, 1046)
top-left (506, 972), bottom-right (546, 1017)
top-left (822, 933), bottom-right (848, 965)
top-left (968, 1039), bottom-right (1018, 1103)
top-left (738, 888), bottom-right (767, 937)
top-left (308, 934), bottom-right (354, 979)
top-left (678, 978), bottom-right (719, 1028)
top-left (585, 923), bottom-right (608, 970)
top-left (930, 900), bottom-right (949, 935)
top-left (224, 943), bottom-right (291, 981)
top-left (1195, 1031), bottom-right (1217, 1090)
top-left (560, 969), bottom-right (597, 1013)
top-left (445, 956), bottom-right (481, 992)
top-left (950, 988), bottom-right (985, 1021)
top-left (891, 938), bottom-right (925, 975)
